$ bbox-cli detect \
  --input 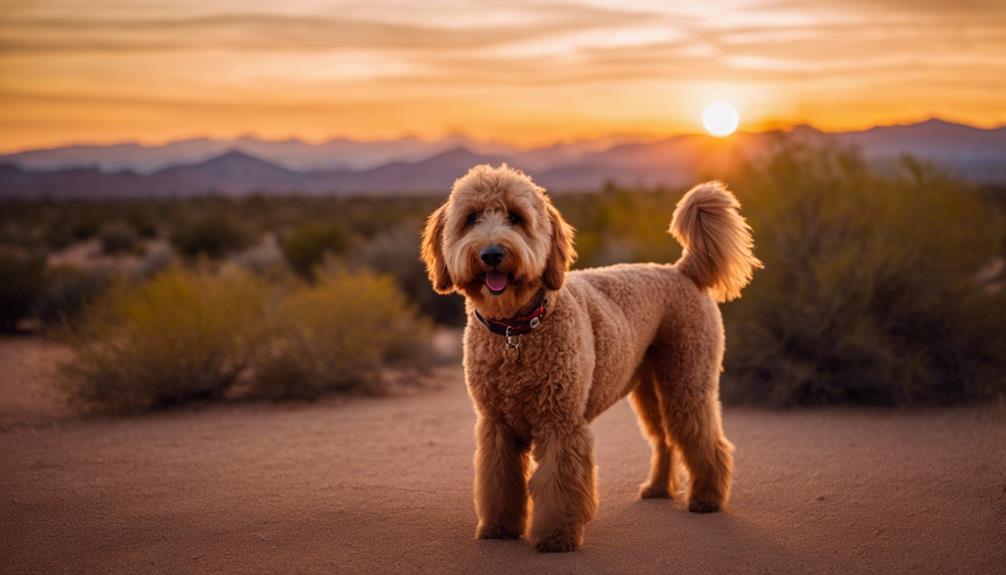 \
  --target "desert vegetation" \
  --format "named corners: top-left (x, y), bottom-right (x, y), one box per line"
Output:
top-left (251, 266), bottom-right (432, 399)
top-left (279, 223), bottom-right (350, 278)
top-left (0, 142), bottom-right (1003, 410)
top-left (0, 245), bottom-right (46, 331)
top-left (58, 265), bottom-right (432, 413)
top-left (722, 143), bottom-right (1005, 405)
top-left (60, 266), bottom-right (271, 413)
top-left (170, 211), bottom-right (251, 259)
